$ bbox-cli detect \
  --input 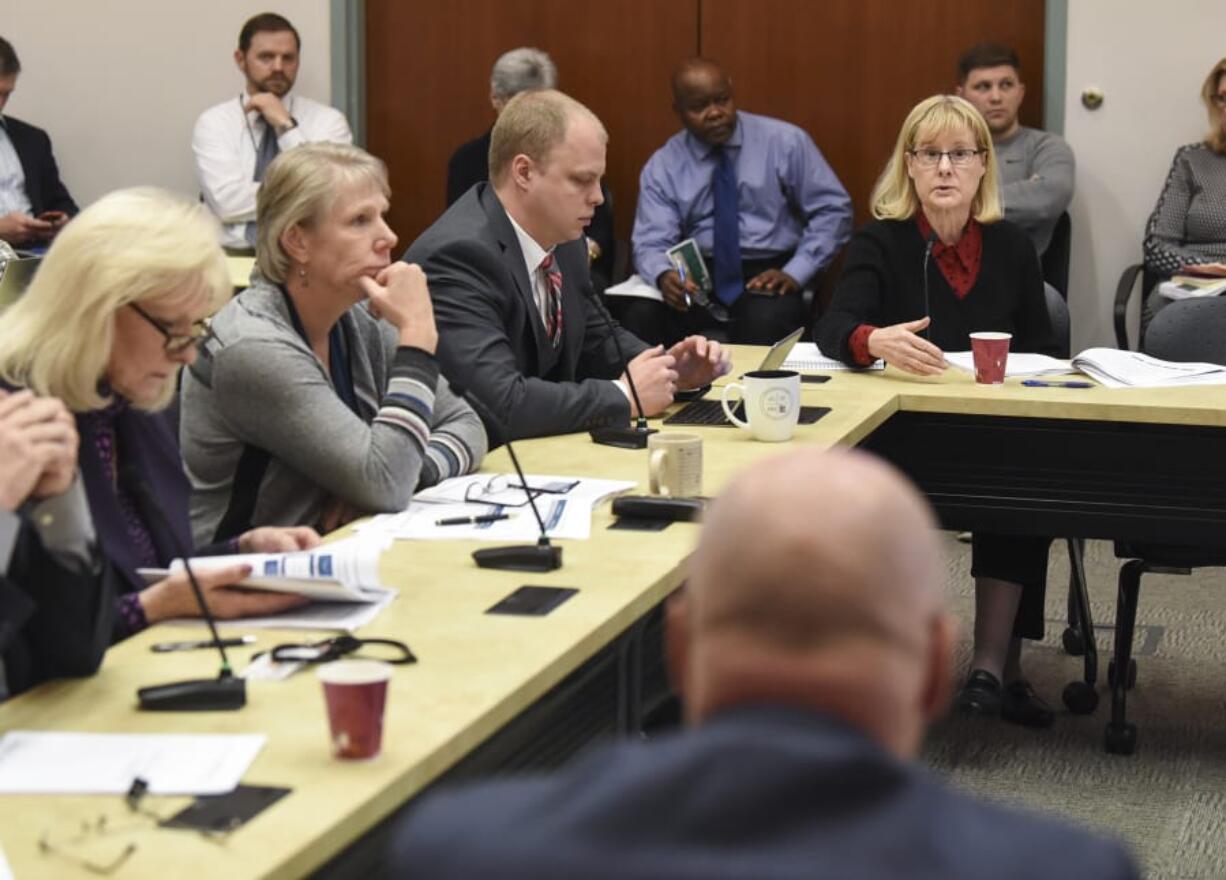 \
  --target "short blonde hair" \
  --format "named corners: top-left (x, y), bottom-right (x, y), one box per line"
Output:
top-left (488, 89), bottom-right (606, 184)
top-left (870, 94), bottom-right (1003, 224)
top-left (0, 187), bottom-right (229, 412)
top-left (1201, 58), bottom-right (1226, 154)
top-left (256, 142), bottom-right (390, 284)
